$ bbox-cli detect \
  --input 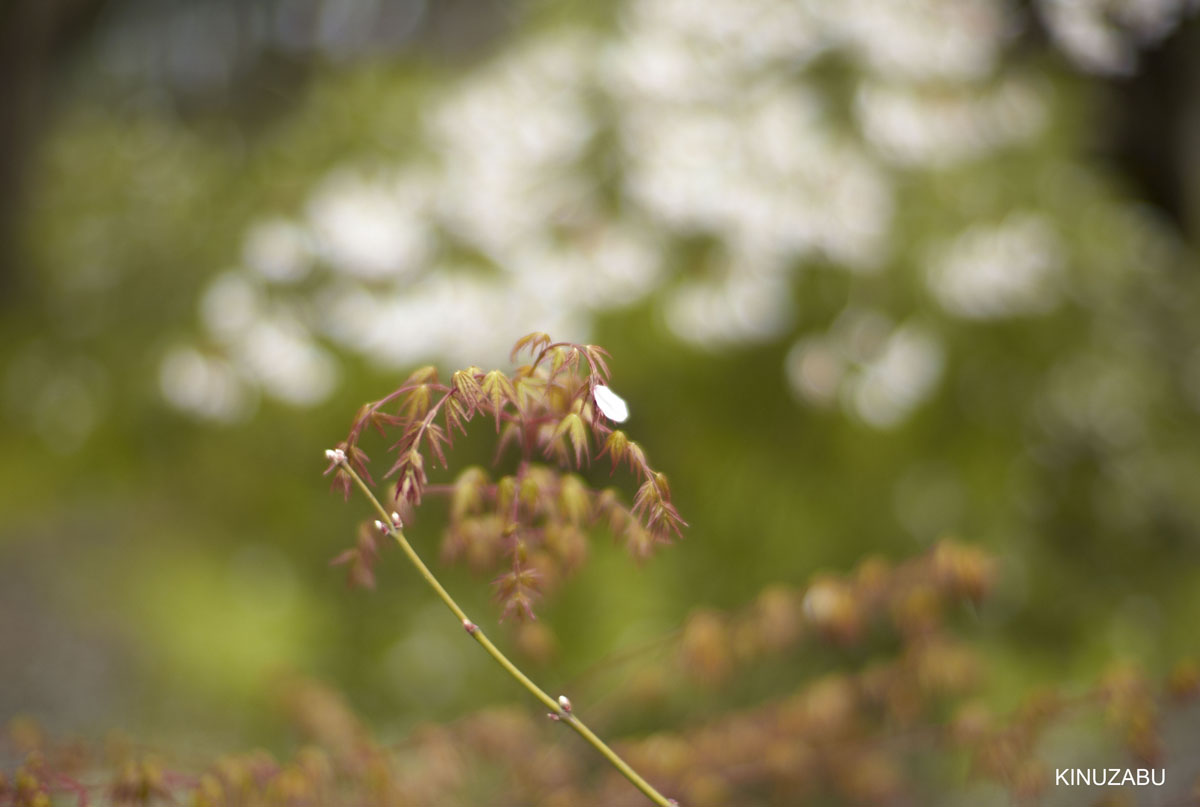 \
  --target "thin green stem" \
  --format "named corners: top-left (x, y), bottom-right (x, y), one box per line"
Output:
top-left (341, 463), bottom-right (676, 807)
